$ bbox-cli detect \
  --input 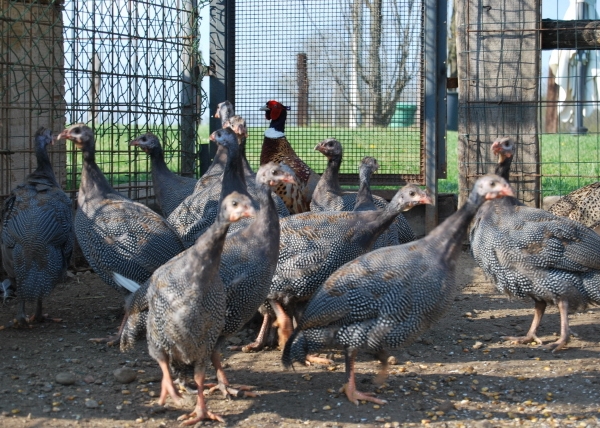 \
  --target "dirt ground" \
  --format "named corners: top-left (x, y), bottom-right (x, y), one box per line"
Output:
top-left (1, 249), bottom-right (600, 428)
